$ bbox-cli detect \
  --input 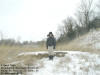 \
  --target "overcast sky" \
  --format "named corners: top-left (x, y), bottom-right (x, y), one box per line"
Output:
top-left (0, 0), bottom-right (80, 42)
